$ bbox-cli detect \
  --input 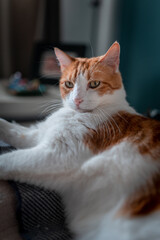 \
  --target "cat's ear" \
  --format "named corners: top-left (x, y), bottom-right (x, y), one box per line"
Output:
top-left (100, 41), bottom-right (120, 72)
top-left (54, 48), bottom-right (74, 72)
